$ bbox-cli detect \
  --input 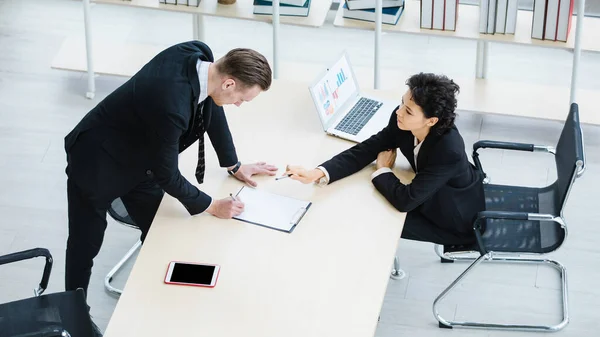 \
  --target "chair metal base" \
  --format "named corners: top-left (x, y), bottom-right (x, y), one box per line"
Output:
top-left (433, 252), bottom-right (569, 332)
top-left (434, 244), bottom-right (480, 263)
top-left (390, 256), bottom-right (406, 280)
top-left (104, 240), bottom-right (142, 297)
